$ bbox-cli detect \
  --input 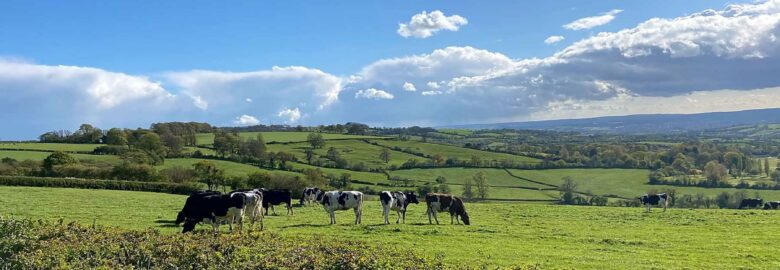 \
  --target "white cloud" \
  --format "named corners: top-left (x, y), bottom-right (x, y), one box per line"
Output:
top-left (421, 91), bottom-right (443, 96)
top-left (233, 114), bottom-right (260, 125)
top-left (426, 81), bottom-right (441, 89)
top-left (403, 82), bottom-right (416, 91)
top-left (277, 107), bottom-right (302, 123)
top-left (245, 98), bottom-right (252, 102)
top-left (544, 35), bottom-right (565, 44)
top-left (563, 9), bottom-right (622, 30)
top-left (397, 10), bottom-right (468, 38)
top-left (355, 88), bottom-right (394, 100)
